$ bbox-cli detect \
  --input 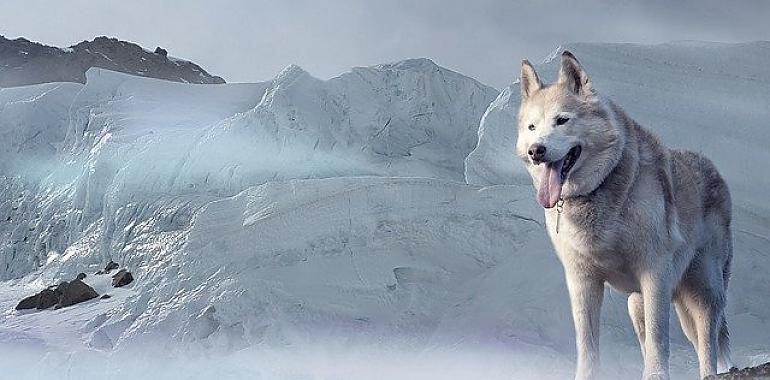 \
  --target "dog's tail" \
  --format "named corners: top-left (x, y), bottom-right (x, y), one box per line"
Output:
top-left (718, 318), bottom-right (734, 372)
top-left (718, 236), bottom-right (735, 372)
top-left (722, 236), bottom-right (732, 293)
